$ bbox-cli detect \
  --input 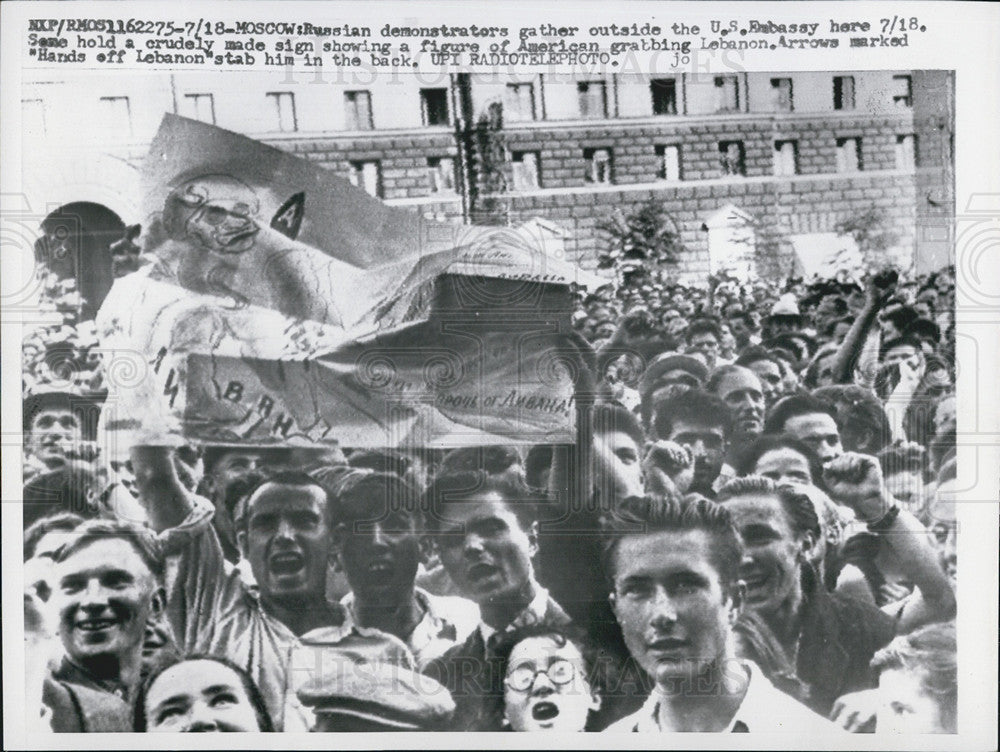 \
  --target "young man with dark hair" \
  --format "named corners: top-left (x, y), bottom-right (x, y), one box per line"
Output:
top-left (717, 463), bottom-right (955, 718)
top-left (422, 470), bottom-right (571, 730)
top-left (125, 446), bottom-right (403, 730)
top-left (602, 495), bottom-right (832, 732)
top-left (880, 334), bottom-right (926, 372)
top-left (591, 402), bottom-right (646, 500)
top-left (764, 394), bottom-right (844, 463)
top-left (23, 392), bottom-right (85, 472)
top-left (196, 446), bottom-right (293, 562)
top-left (330, 470), bottom-right (479, 668)
top-left (652, 390), bottom-right (732, 497)
top-left (812, 384), bottom-right (893, 456)
top-left (880, 306), bottom-right (919, 341)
